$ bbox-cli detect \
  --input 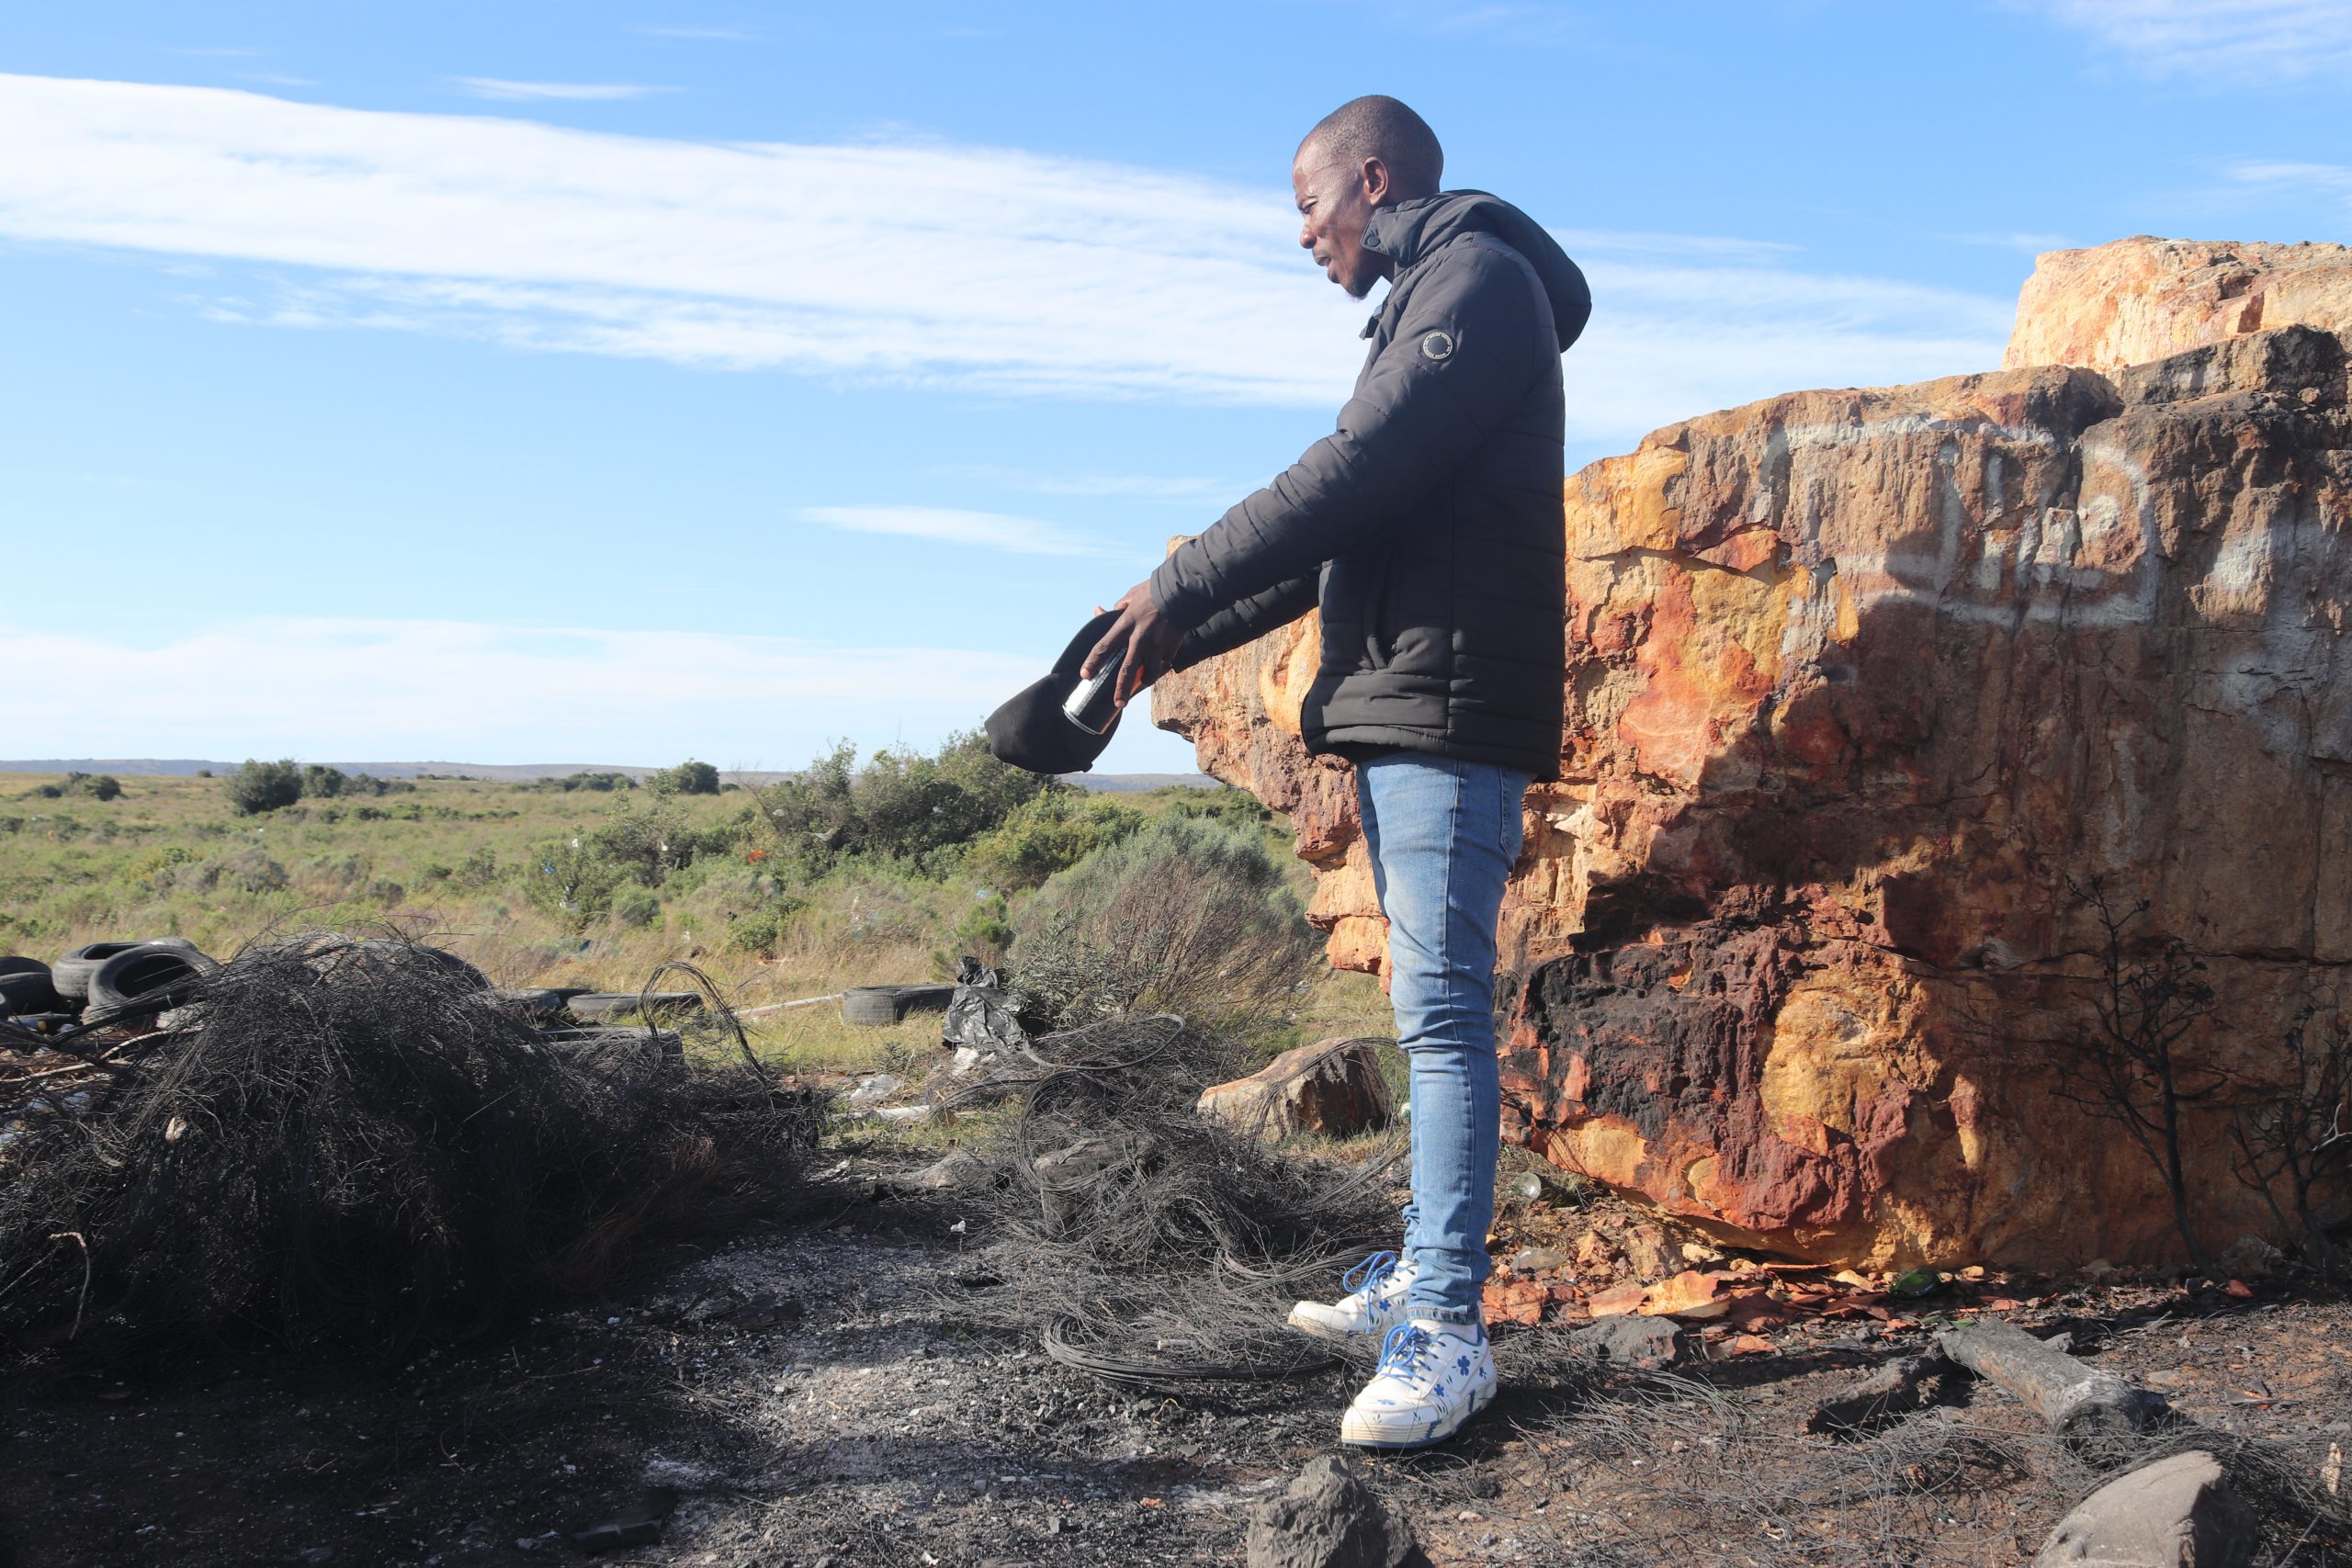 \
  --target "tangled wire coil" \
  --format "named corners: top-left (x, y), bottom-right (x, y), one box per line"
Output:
top-left (943, 1011), bottom-right (1405, 1387)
